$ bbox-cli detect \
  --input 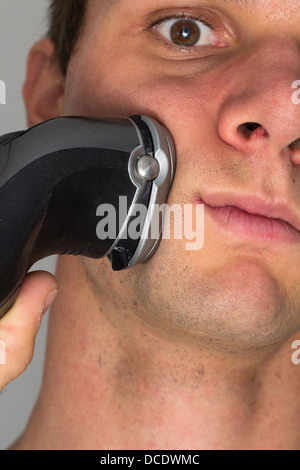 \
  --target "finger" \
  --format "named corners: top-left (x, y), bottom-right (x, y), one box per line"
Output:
top-left (0, 271), bottom-right (58, 390)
